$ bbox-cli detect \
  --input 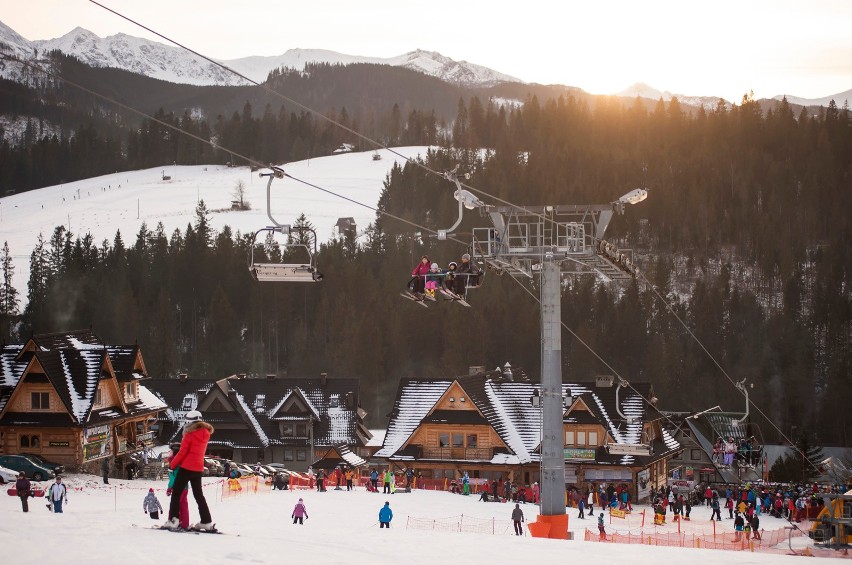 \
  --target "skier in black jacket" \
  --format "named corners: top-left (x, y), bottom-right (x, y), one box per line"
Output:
top-left (15, 472), bottom-right (31, 512)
